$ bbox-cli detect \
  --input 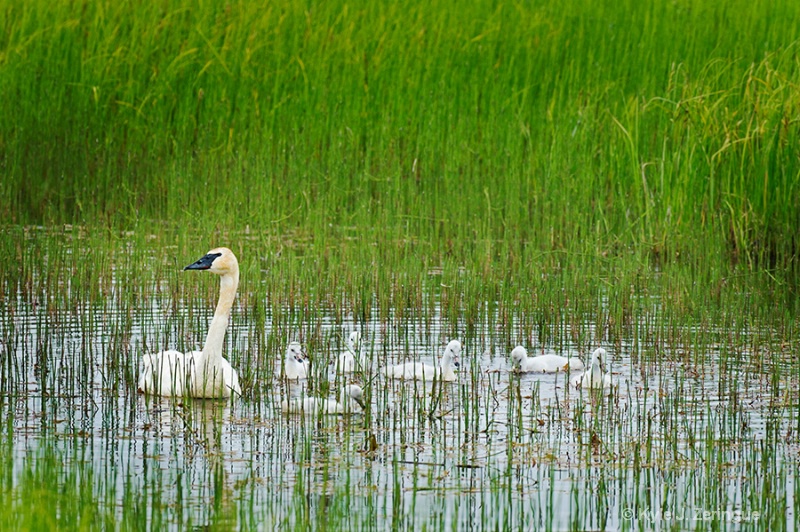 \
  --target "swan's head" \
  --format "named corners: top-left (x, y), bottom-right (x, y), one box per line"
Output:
top-left (184, 247), bottom-right (239, 276)
top-left (444, 340), bottom-right (462, 368)
top-left (590, 348), bottom-right (607, 372)
top-left (286, 341), bottom-right (306, 362)
top-left (342, 384), bottom-right (366, 410)
top-left (347, 331), bottom-right (362, 351)
top-left (510, 346), bottom-right (528, 367)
